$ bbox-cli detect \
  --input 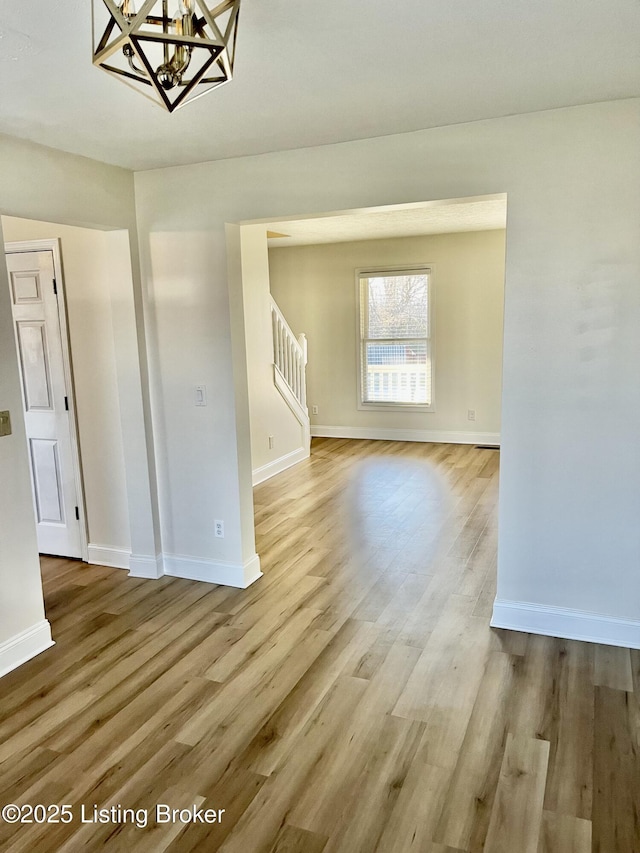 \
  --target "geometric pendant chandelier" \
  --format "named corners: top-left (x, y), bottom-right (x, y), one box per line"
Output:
top-left (92, 0), bottom-right (241, 112)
